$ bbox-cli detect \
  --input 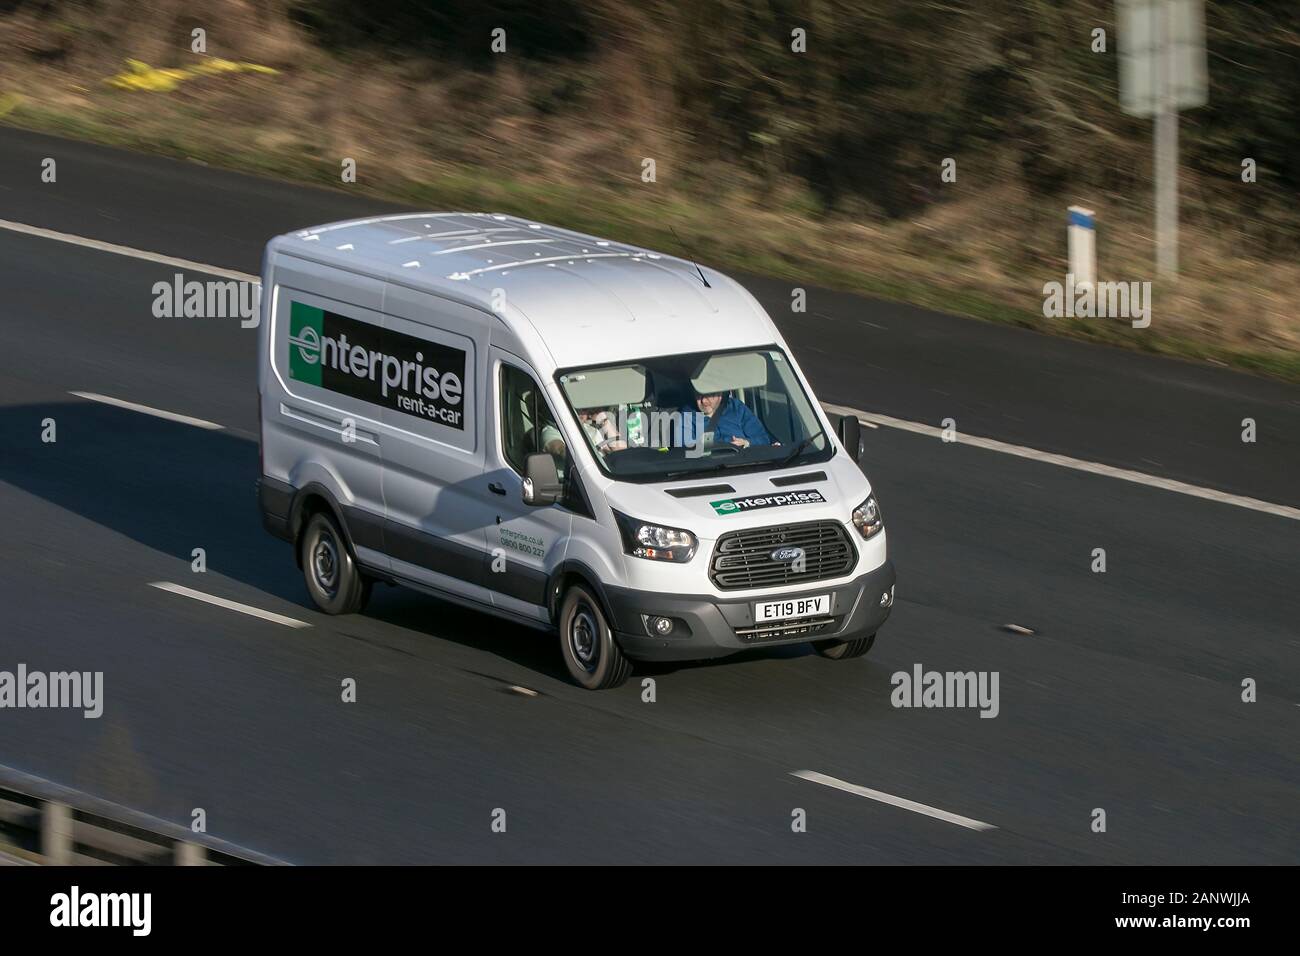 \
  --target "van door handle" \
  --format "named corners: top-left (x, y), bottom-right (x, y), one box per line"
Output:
top-left (488, 482), bottom-right (506, 496)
